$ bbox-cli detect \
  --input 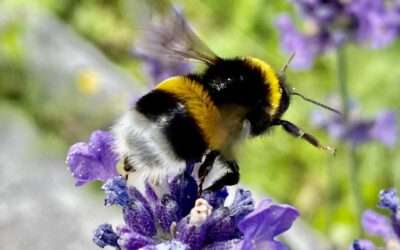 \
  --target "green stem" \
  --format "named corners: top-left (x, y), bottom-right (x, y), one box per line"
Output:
top-left (336, 46), bottom-right (363, 233)
top-left (349, 147), bottom-right (363, 233)
top-left (337, 46), bottom-right (349, 121)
